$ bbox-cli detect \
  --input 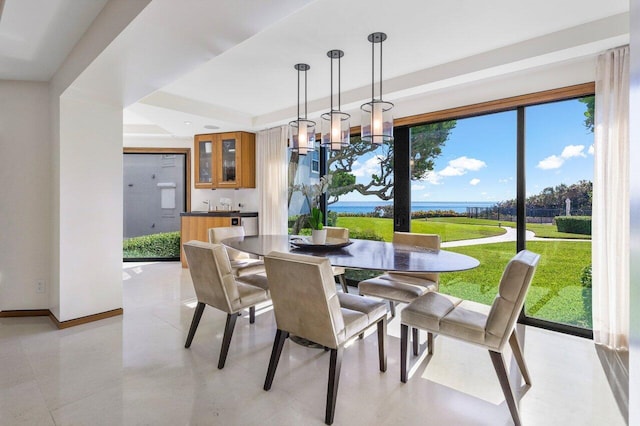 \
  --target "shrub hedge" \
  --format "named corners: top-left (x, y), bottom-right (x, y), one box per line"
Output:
top-left (555, 216), bottom-right (592, 235)
top-left (123, 231), bottom-right (181, 258)
top-left (348, 228), bottom-right (385, 241)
